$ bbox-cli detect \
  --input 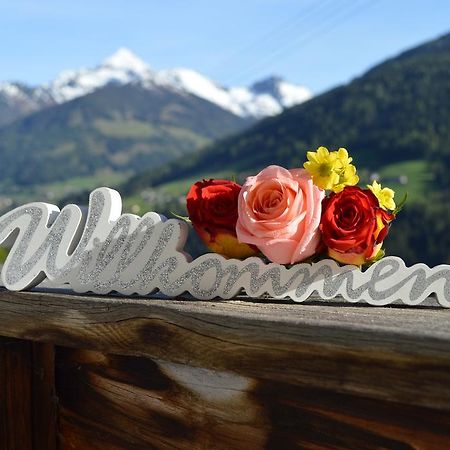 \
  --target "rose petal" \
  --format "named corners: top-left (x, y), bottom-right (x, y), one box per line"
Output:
top-left (236, 166), bottom-right (324, 263)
